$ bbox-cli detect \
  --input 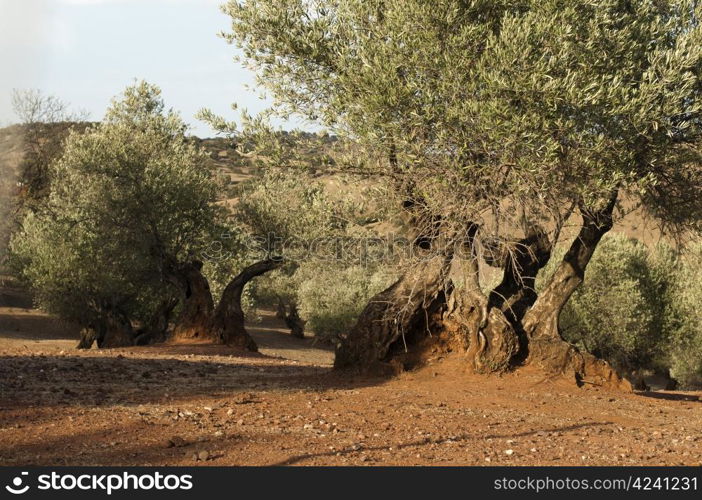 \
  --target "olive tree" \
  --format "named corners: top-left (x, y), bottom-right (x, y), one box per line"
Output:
top-left (550, 235), bottom-right (674, 386)
top-left (224, 0), bottom-right (702, 385)
top-left (11, 82), bottom-right (279, 349)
